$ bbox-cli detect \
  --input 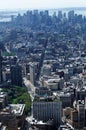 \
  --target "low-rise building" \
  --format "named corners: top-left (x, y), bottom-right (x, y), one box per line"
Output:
top-left (10, 104), bottom-right (25, 128)
top-left (0, 104), bottom-right (25, 130)
top-left (0, 90), bottom-right (8, 110)
top-left (44, 78), bottom-right (64, 91)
